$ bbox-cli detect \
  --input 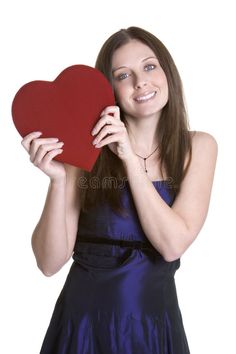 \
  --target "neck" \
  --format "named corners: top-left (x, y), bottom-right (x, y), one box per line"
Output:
top-left (125, 114), bottom-right (160, 156)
